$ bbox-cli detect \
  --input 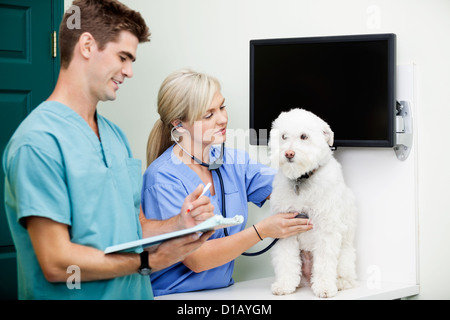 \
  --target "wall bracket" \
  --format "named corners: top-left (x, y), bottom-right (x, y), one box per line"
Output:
top-left (394, 100), bottom-right (413, 161)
